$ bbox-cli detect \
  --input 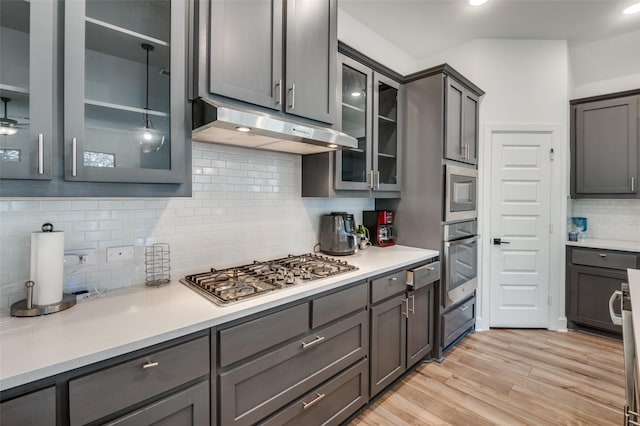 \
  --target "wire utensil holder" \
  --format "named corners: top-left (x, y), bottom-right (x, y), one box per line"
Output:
top-left (145, 243), bottom-right (171, 287)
